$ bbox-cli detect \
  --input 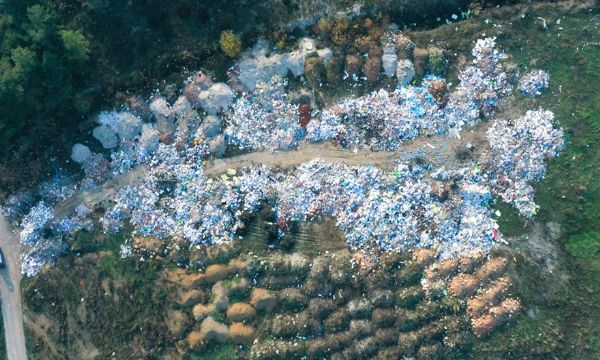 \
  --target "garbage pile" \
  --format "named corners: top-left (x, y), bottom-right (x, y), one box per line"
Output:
top-left (228, 37), bottom-right (512, 152)
top-left (296, 162), bottom-right (500, 259)
top-left (430, 168), bottom-right (500, 258)
top-left (37, 172), bottom-right (77, 204)
top-left (451, 37), bottom-right (512, 118)
top-left (518, 69), bottom-right (550, 97)
top-left (333, 163), bottom-right (434, 253)
top-left (224, 78), bottom-right (305, 152)
top-left (19, 202), bottom-right (93, 276)
top-left (486, 109), bottom-right (565, 217)
top-left (7, 37), bottom-right (565, 276)
top-left (102, 146), bottom-right (277, 246)
top-left (275, 160), bottom-right (384, 222)
top-left (306, 38), bottom-right (513, 149)
top-left (307, 77), bottom-right (455, 149)
top-left (109, 141), bottom-right (148, 175)
top-left (1, 191), bottom-right (34, 221)
top-left (19, 202), bottom-right (54, 245)
top-left (81, 153), bottom-right (111, 188)
top-left (97, 156), bottom-right (501, 259)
